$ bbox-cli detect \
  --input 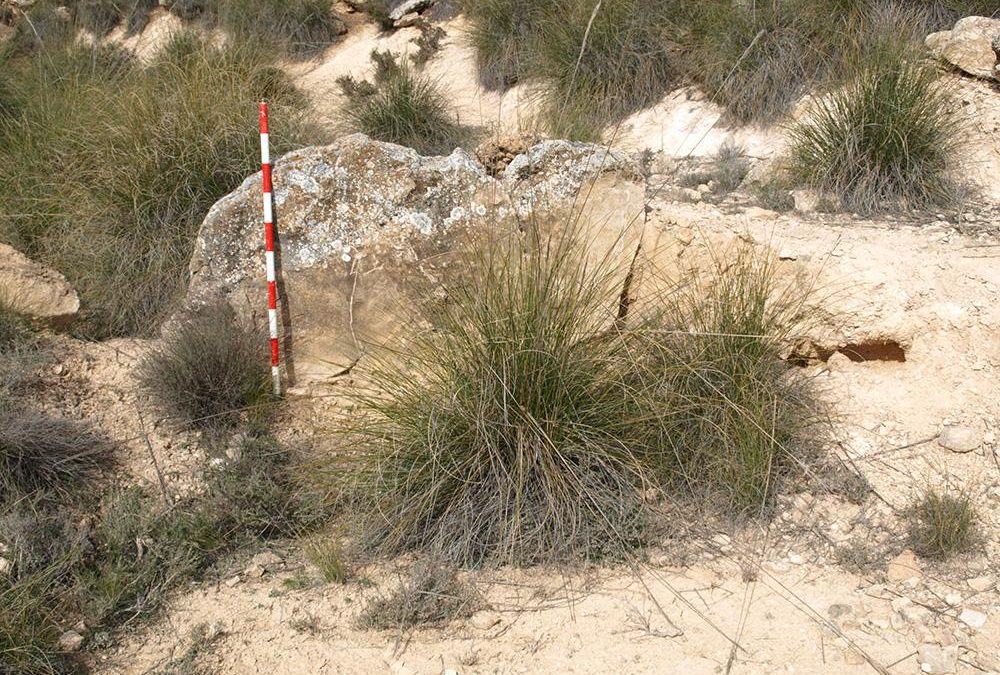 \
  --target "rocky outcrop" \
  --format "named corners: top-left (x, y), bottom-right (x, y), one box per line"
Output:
top-left (926, 16), bottom-right (1000, 80)
top-left (188, 134), bottom-right (646, 388)
top-left (0, 243), bottom-right (79, 324)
